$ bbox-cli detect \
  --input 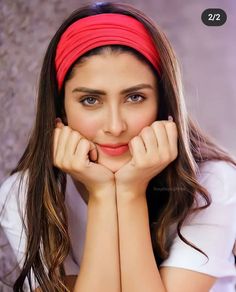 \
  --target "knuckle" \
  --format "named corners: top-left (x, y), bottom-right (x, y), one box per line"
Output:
top-left (141, 126), bottom-right (151, 134)
top-left (171, 149), bottom-right (178, 160)
top-left (160, 152), bottom-right (171, 165)
top-left (78, 136), bottom-right (86, 143)
top-left (83, 138), bottom-right (90, 146)
top-left (79, 137), bottom-right (90, 149)
top-left (71, 130), bottom-right (81, 139)
top-left (53, 154), bottom-right (60, 165)
top-left (54, 159), bottom-right (62, 169)
top-left (63, 126), bottom-right (72, 133)
top-left (166, 121), bottom-right (177, 131)
top-left (71, 159), bottom-right (82, 171)
top-left (61, 158), bottom-right (71, 170)
top-left (151, 123), bottom-right (163, 132)
top-left (53, 129), bottom-right (60, 140)
top-left (53, 158), bottom-right (58, 167)
top-left (151, 121), bottom-right (161, 128)
top-left (133, 136), bottom-right (139, 141)
top-left (165, 151), bottom-right (172, 162)
top-left (54, 128), bottom-right (61, 134)
top-left (130, 136), bottom-right (138, 145)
